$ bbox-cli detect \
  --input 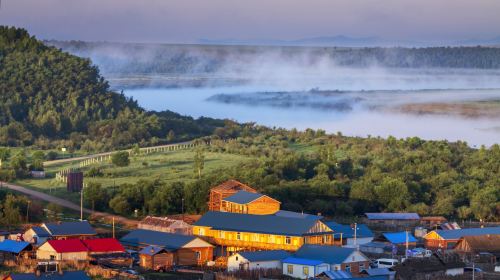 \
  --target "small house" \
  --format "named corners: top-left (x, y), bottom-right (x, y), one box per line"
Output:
top-left (208, 180), bottom-right (257, 211)
top-left (365, 213), bottom-right (420, 227)
top-left (420, 216), bottom-right (447, 229)
top-left (221, 191), bottom-right (281, 215)
top-left (41, 221), bottom-right (97, 240)
top-left (0, 240), bottom-right (32, 261)
top-left (294, 245), bottom-right (371, 275)
top-left (379, 232), bottom-right (417, 251)
top-left (324, 222), bottom-right (374, 247)
top-left (36, 239), bottom-right (88, 261)
top-left (282, 257), bottom-right (329, 279)
top-left (3, 271), bottom-right (90, 280)
top-left (227, 250), bottom-right (291, 272)
top-left (138, 246), bottom-right (174, 271)
top-left (23, 226), bottom-right (51, 245)
top-left (361, 268), bottom-right (396, 280)
top-left (423, 227), bottom-right (500, 250)
top-left (138, 216), bottom-right (194, 235)
top-left (120, 229), bottom-right (214, 266)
